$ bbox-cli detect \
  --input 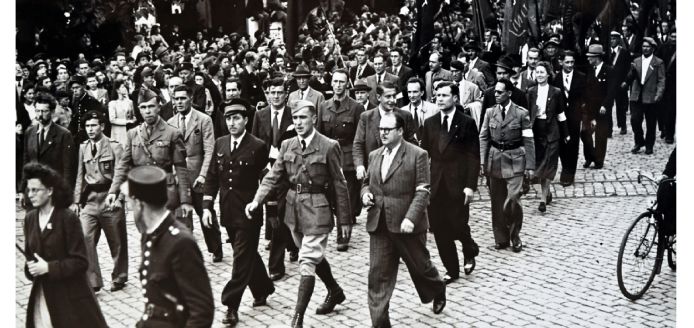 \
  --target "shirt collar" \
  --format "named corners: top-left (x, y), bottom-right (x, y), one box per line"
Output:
top-left (298, 128), bottom-right (316, 147)
top-left (378, 106), bottom-right (392, 118)
top-left (384, 140), bottom-right (402, 156)
top-left (37, 121), bottom-right (52, 133)
top-left (146, 210), bottom-right (171, 235)
top-left (230, 130), bottom-right (246, 145)
top-left (271, 106), bottom-right (285, 117)
top-left (595, 62), bottom-right (604, 75)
